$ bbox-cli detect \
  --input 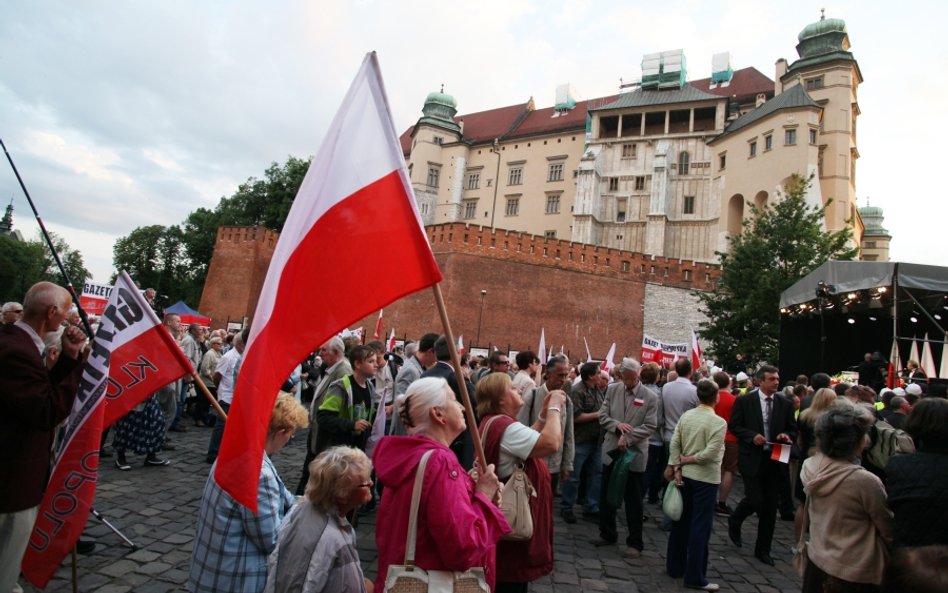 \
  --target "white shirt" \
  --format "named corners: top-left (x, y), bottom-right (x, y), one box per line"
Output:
top-left (497, 421), bottom-right (540, 479)
top-left (758, 389), bottom-right (776, 442)
top-left (215, 348), bottom-right (242, 404)
top-left (14, 320), bottom-right (45, 355)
